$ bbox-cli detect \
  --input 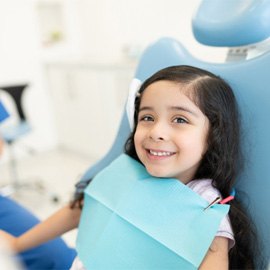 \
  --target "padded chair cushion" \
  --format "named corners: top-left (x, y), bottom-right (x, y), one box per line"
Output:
top-left (192, 0), bottom-right (270, 46)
